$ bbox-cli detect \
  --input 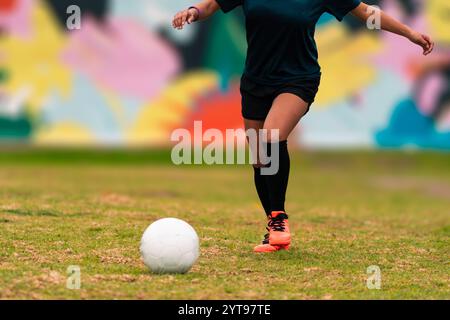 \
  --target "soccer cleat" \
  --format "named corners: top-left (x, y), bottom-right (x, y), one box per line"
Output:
top-left (253, 231), bottom-right (289, 253)
top-left (268, 211), bottom-right (291, 246)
